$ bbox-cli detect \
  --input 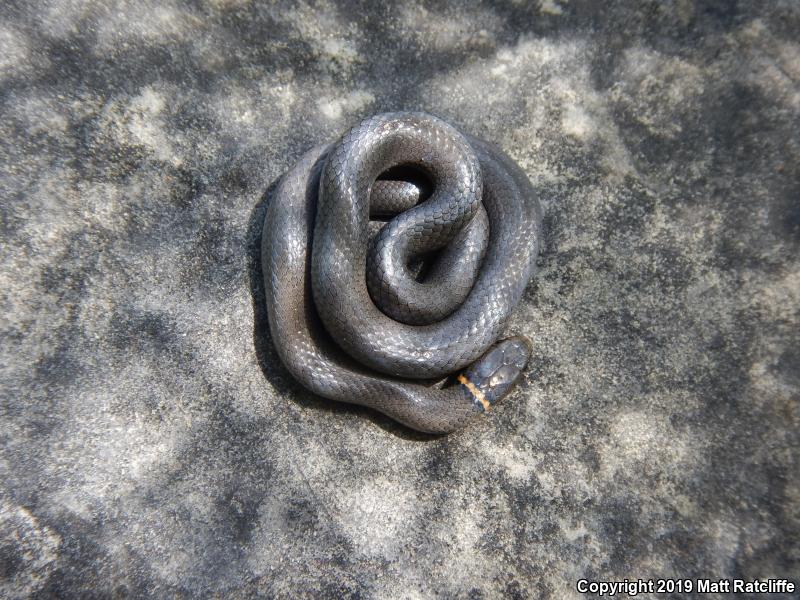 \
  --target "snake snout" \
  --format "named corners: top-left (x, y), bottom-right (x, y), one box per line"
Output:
top-left (461, 336), bottom-right (532, 409)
